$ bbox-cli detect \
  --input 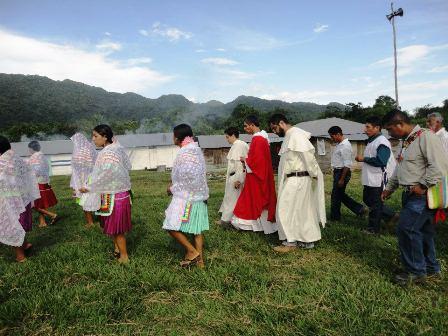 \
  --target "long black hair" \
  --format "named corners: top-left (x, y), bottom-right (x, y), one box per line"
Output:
top-left (0, 135), bottom-right (11, 155)
top-left (93, 124), bottom-right (114, 143)
top-left (28, 140), bottom-right (41, 152)
top-left (173, 124), bottom-right (193, 143)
